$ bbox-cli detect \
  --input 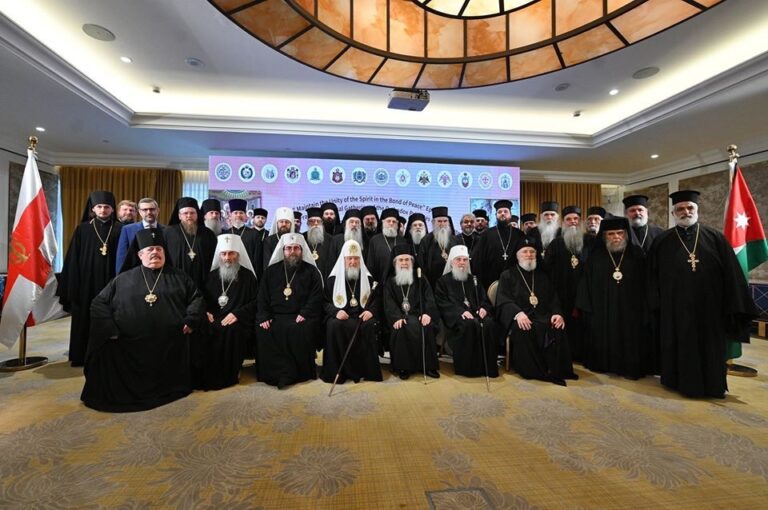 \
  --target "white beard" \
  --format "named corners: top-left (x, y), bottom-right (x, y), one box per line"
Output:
top-left (586, 224), bottom-right (599, 235)
top-left (345, 228), bottom-right (363, 246)
top-left (563, 225), bottom-right (584, 255)
top-left (345, 266), bottom-right (360, 281)
top-left (410, 229), bottom-right (425, 245)
top-left (231, 219), bottom-right (245, 229)
top-left (605, 237), bottom-right (628, 253)
top-left (383, 225), bottom-right (398, 238)
top-left (630, 216), bottom-right (648, 228)
top-left (518, 259), bottom-right (537, 272)
top-left (394, 266), bottom-right (414, 286)
top-left (218, 261), bottom-right (240, 283)
top-left (451, 266), bottom-right (469, 282)
top-left (307, 226), bottom-right (324, 245)
top-left (205, 218), bottom-right (221, 235)
top-left (540, 220), bottom-right (560, 248)
top-left (435, 226), bottom-right (453, 248)
top-left (675, 212), bottom-right (698, 228)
